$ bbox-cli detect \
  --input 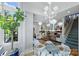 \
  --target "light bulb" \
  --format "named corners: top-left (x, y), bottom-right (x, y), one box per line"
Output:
top-left (44, 11), bottom-right (47, 15)
top-left (38, 22), bottom-right (42, 25)
top-left (47, 24), bottom-right (50, 27)
top-left (51, 11), bottom-right (55, 15)
top-left (53, 6), bottom-right (58, 11)
top-left (44, 6), bottom-right (48, 11)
